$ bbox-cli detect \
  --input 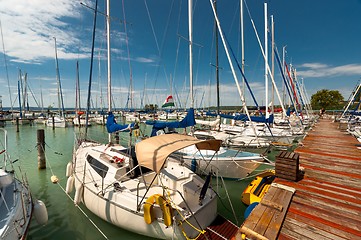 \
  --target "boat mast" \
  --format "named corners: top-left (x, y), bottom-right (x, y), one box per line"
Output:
top-left (189, 0), bottom-right (193, 110)
top-left (271, 15), bottom-right (275, 116)
top-left (54, 37), bottom-right (66, 118)
top-left (240, 0), bottom-right (245, 111)
top-left (264, 2), bottom-right (268, 119)
top-left (214, 0), bottom-right (220, 115)
top-left (106, 0), bottom-right (112, 143)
